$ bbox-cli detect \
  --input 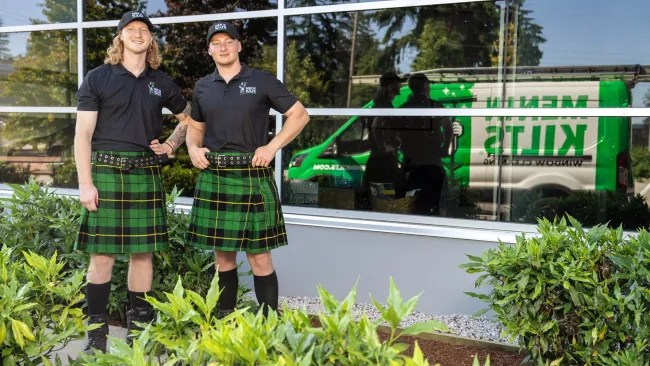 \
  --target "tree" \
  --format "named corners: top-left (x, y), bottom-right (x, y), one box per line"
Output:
top-left (1, 0), bottom-right (77, 153)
